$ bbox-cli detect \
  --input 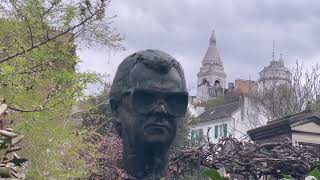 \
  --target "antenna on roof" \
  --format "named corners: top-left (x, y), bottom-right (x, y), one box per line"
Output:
top-left (272, 40), bottom-right (276, 61)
